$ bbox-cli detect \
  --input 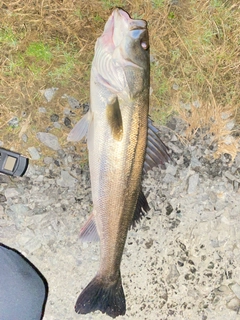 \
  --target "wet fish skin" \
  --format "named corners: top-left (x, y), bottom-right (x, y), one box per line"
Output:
top-left (68, 8), bottom-right (170, 318)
